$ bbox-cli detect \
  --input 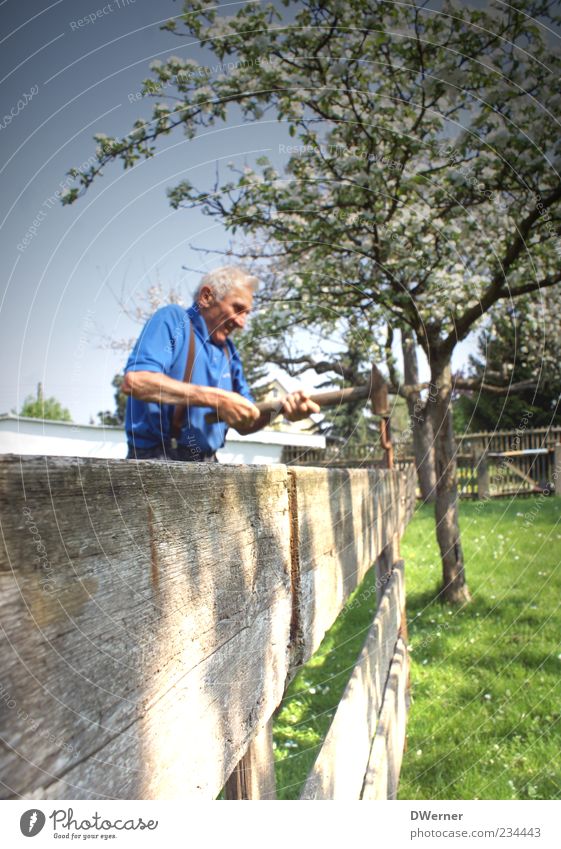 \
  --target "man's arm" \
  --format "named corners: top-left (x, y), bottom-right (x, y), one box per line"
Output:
top-left (122, 370), bottom-right (260, 429)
